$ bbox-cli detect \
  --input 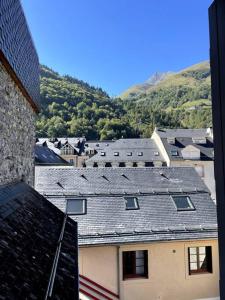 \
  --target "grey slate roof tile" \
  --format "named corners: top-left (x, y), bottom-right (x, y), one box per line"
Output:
top-left (0, 182), bottom-right (78, 299)
top-left (35, 167), bottom-right (217, 246)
